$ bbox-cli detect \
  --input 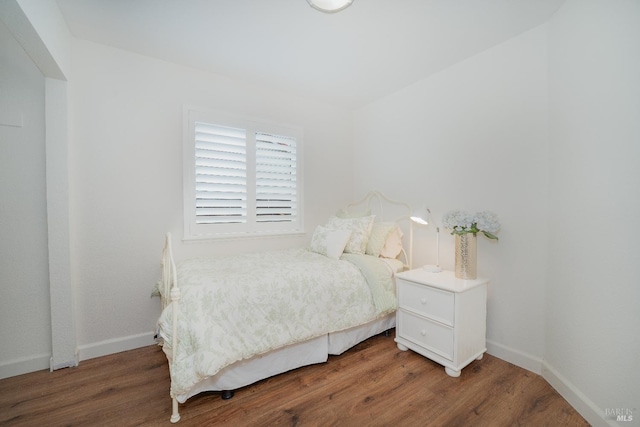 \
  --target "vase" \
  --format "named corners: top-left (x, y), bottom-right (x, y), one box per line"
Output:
top-left (455, 233), bottom-right (477, 280)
